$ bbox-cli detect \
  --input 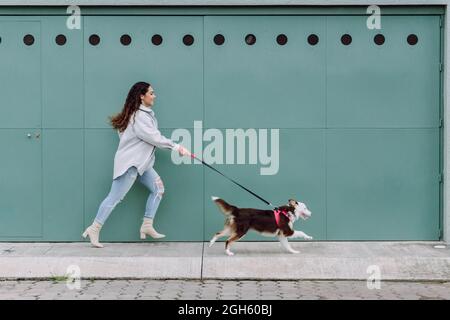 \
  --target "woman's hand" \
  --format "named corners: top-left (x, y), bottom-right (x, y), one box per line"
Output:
top-left (178, 145), bottom-right (191, 157)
